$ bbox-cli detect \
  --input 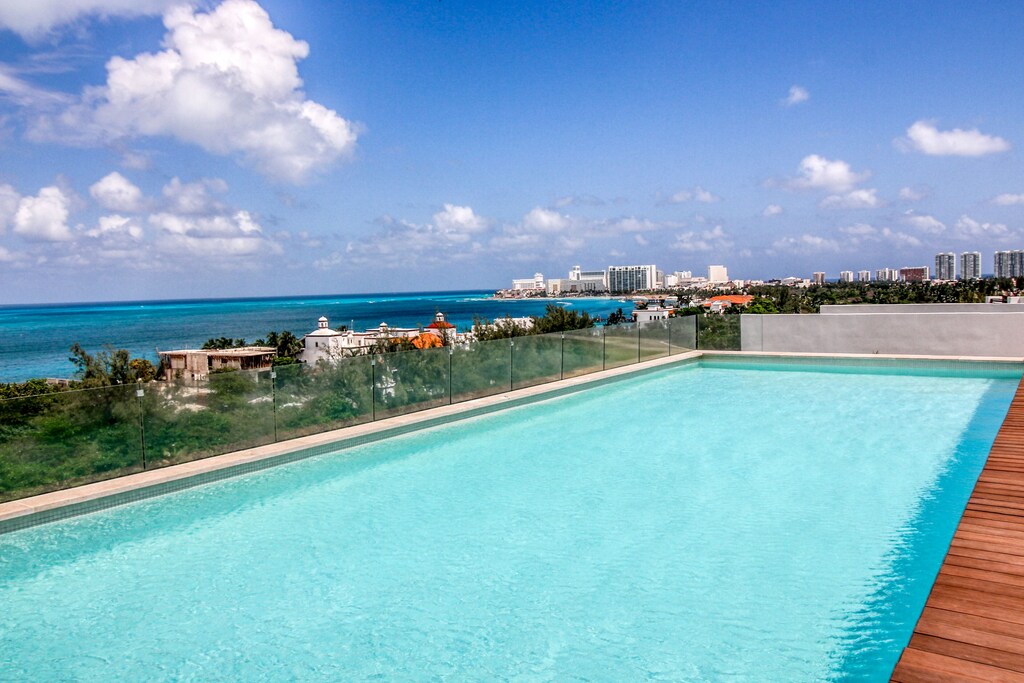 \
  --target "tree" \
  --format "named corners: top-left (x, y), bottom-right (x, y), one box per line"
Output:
top-left (532, 304), bottom-right (595, 334)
